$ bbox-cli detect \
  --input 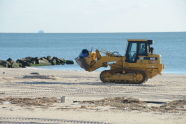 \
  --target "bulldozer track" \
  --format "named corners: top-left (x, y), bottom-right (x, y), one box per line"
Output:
top-left (0, 117), bottom-right (110, 124)
top-left (100, 70), bottom-right (147, 84)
